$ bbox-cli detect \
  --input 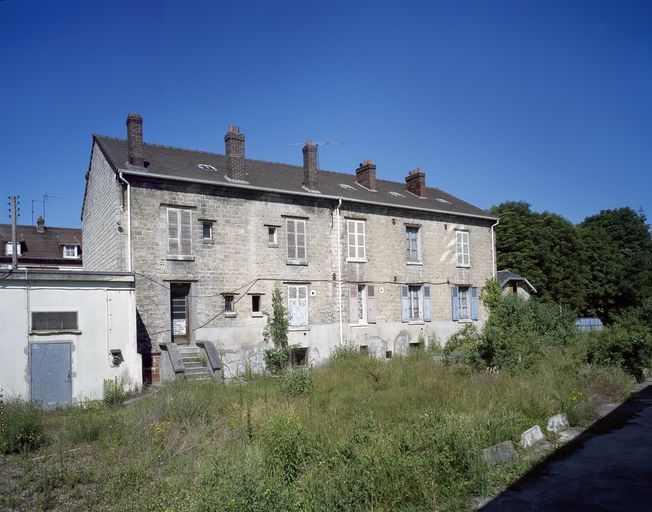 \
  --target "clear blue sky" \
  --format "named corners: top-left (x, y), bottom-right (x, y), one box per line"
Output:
top-left (1, 0), bottom-right (650, 228)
